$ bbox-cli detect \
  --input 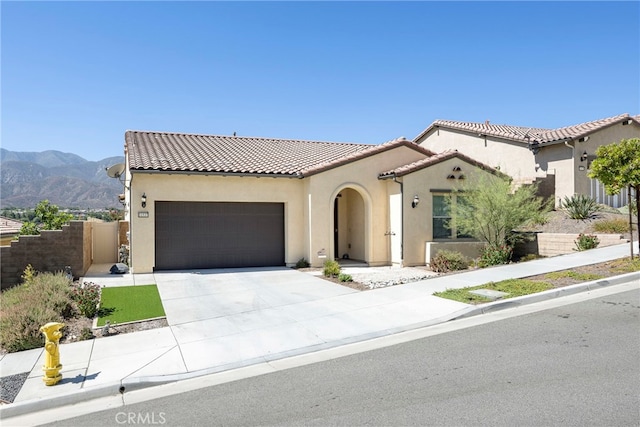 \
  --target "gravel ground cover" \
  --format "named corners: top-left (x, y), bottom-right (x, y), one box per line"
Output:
top-left (0, 372), bottom-right (28, 404)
